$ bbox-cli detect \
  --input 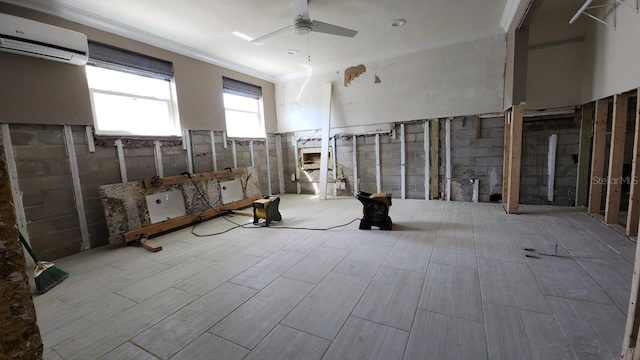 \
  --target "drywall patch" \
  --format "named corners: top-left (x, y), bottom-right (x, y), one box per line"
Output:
top-left (344, 64), bottom-right (366, 87)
